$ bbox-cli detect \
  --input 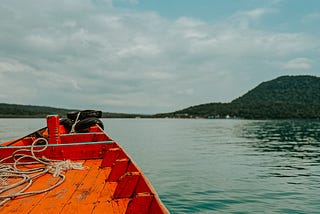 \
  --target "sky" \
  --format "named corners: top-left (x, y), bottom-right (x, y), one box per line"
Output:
top-left (0, 0), bottom-right (319, 114)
